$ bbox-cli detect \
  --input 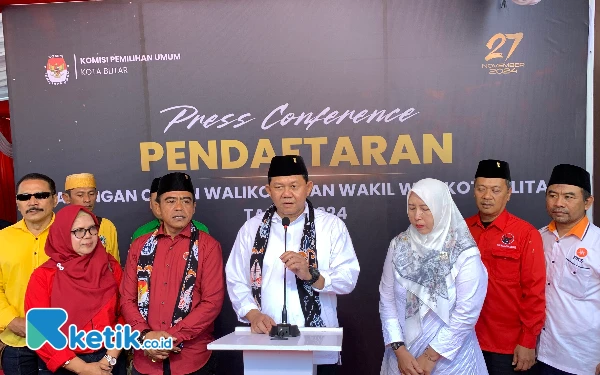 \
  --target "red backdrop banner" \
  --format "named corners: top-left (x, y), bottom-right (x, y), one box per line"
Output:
top-left (0, 113), bottom-right (16, 223)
